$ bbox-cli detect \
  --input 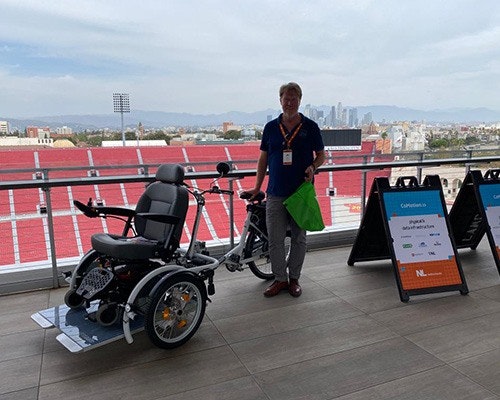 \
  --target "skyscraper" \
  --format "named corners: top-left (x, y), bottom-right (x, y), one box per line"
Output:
top-left (330, 106), bottom-right (336, 126)
top-left (304, 104), bottom-right (311, 119)
top-left (349, 108), bottom-right (358, 127)
top-left (337, 102), bottom-right (343, 123)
